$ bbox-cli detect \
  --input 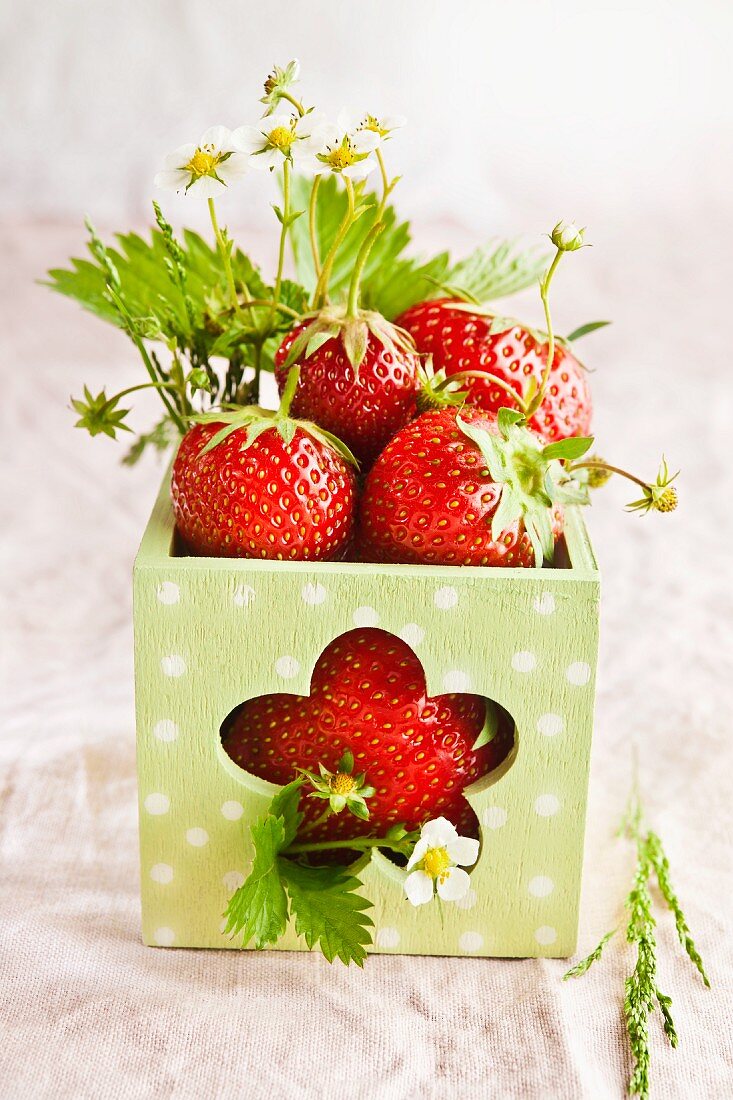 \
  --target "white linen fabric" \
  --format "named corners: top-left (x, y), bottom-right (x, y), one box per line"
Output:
top-left (1, 222), bottom-right (732, 1099)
